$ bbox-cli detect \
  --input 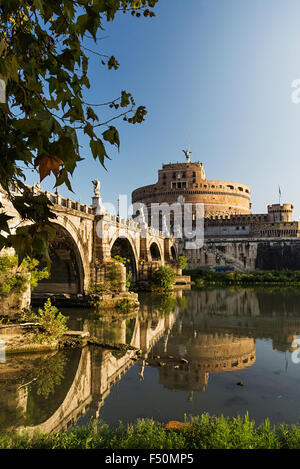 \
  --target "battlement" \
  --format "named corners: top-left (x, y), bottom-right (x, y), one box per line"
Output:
top-left (267, 204), bottom-right (293, 222)
top-left (162, 161), bottom-right (204, 169)
top-left (204, 204), bottom-right (299, 238)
